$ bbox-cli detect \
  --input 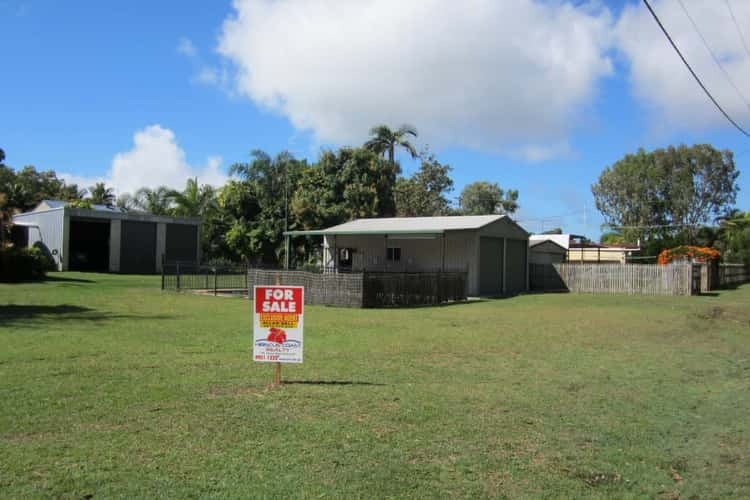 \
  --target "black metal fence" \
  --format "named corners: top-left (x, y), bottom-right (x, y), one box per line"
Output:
top-left (162, 261), bottom-right (248, 294)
